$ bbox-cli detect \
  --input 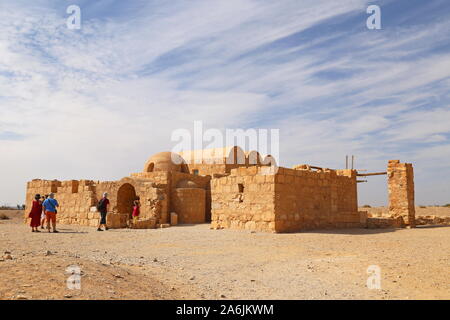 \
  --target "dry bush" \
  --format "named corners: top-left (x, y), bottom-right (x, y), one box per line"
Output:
top-left (0, 213), bottom-right (10, 220)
